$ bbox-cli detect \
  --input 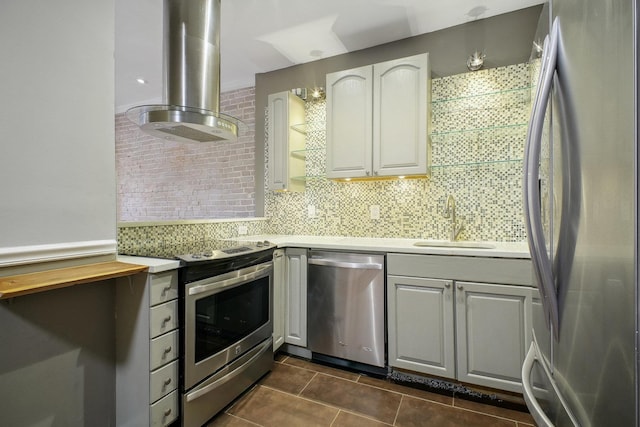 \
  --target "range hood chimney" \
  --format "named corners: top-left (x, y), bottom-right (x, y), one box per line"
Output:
top-left (126, 0), bottom-right (242, 143)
